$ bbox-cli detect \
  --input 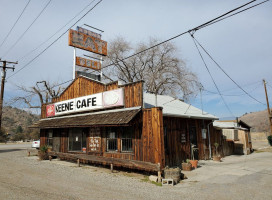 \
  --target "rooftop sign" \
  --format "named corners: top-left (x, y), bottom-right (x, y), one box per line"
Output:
top-left (77, 26), bottom-right (101, 39)
top-left (68, 29), bottom-right (107, 56)
top-left (76, 56), bottom-right (101, 70)
top-left (46, 88), bottom-right (124, 117)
